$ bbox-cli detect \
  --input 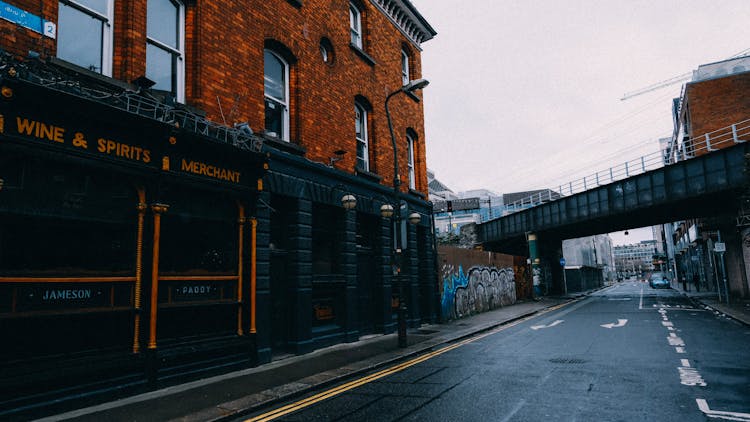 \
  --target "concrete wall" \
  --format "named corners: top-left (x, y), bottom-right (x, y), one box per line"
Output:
top-left (438, 246), bottom-right (518, 321)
